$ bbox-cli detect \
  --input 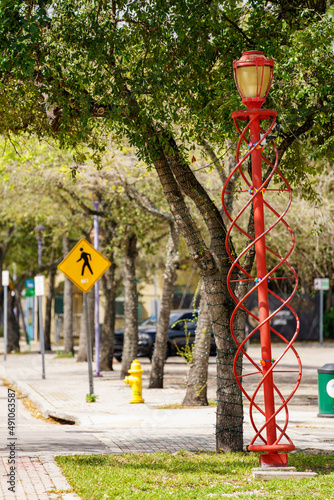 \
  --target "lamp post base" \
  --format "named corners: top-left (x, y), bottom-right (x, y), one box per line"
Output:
top-left (259, 453), bottom-right (288, 468)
